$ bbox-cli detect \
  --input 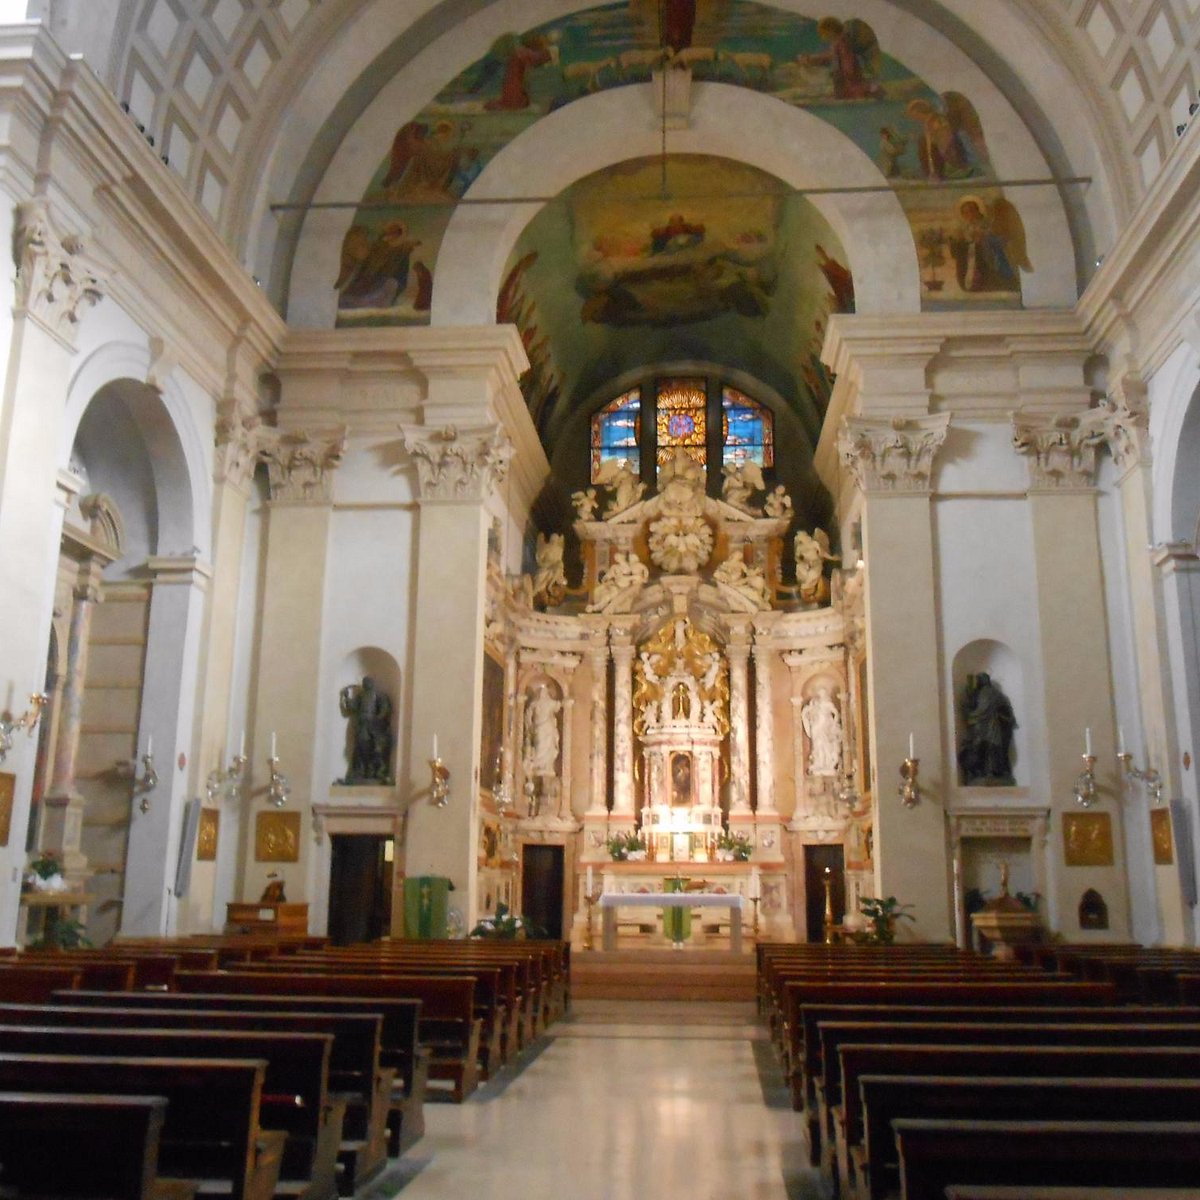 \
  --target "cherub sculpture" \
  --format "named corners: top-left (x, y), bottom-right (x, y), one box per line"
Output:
top-left (588, 551), bottom-right (649, 611)
top-left (571, 487), bottom-right (600, 521)
top-left (531, 532), bottom-right (567, 608)
top-left (593, 458), bottom-right (646, 516)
